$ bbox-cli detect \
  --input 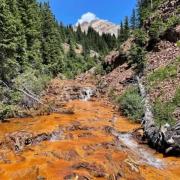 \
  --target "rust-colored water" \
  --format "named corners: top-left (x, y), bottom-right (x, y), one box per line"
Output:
top-left (0, 100), bottom-right (179, 180)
